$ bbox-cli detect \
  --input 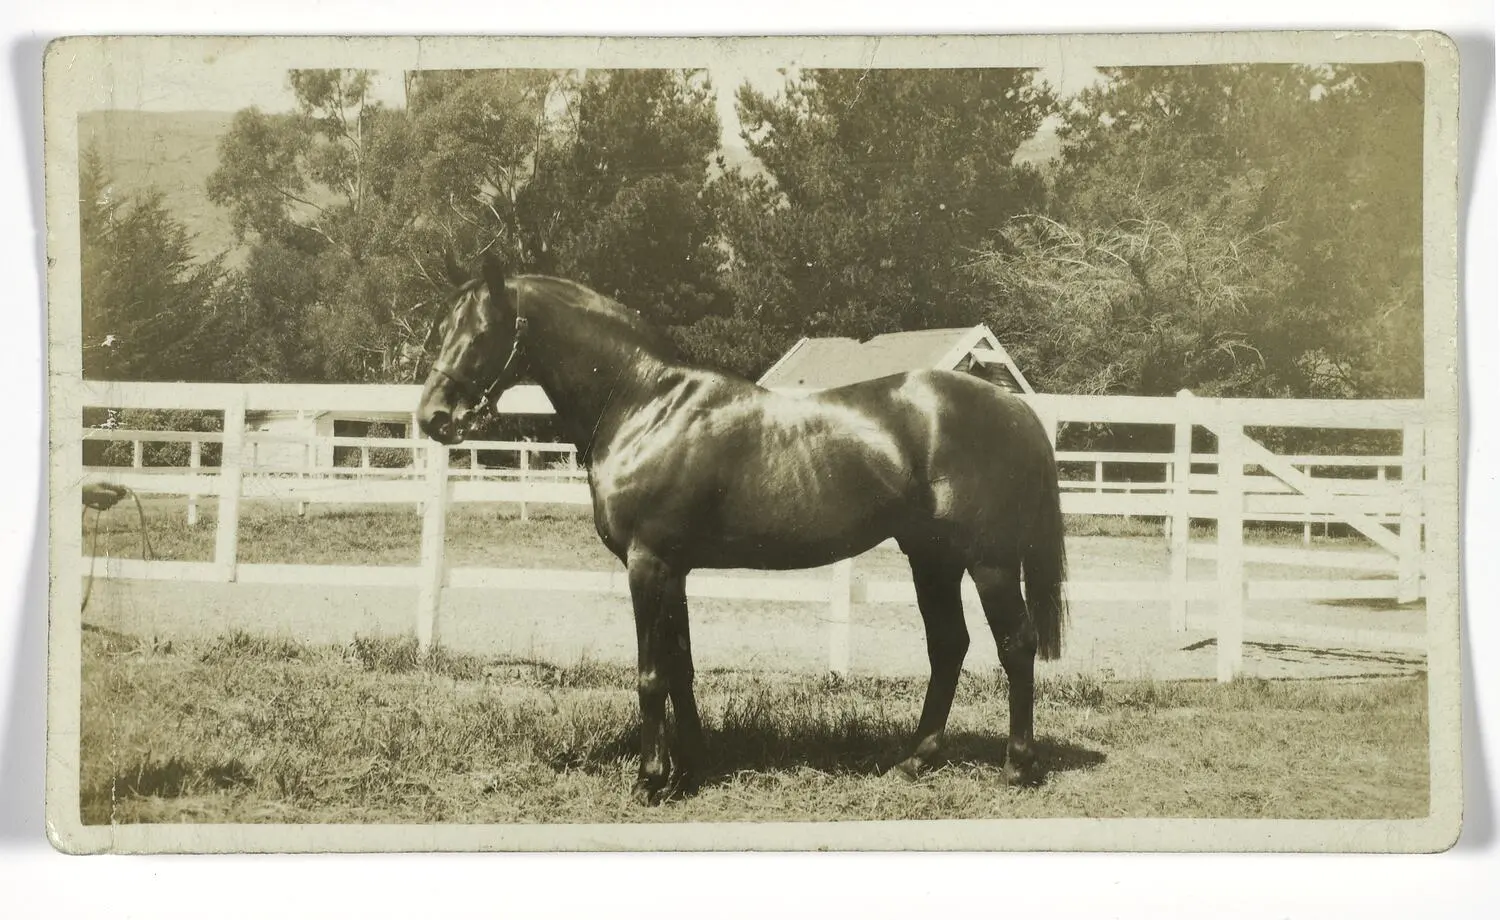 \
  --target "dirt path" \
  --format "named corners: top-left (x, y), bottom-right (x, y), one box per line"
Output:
top-left (84, 535), bottom-right (1425, 682)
